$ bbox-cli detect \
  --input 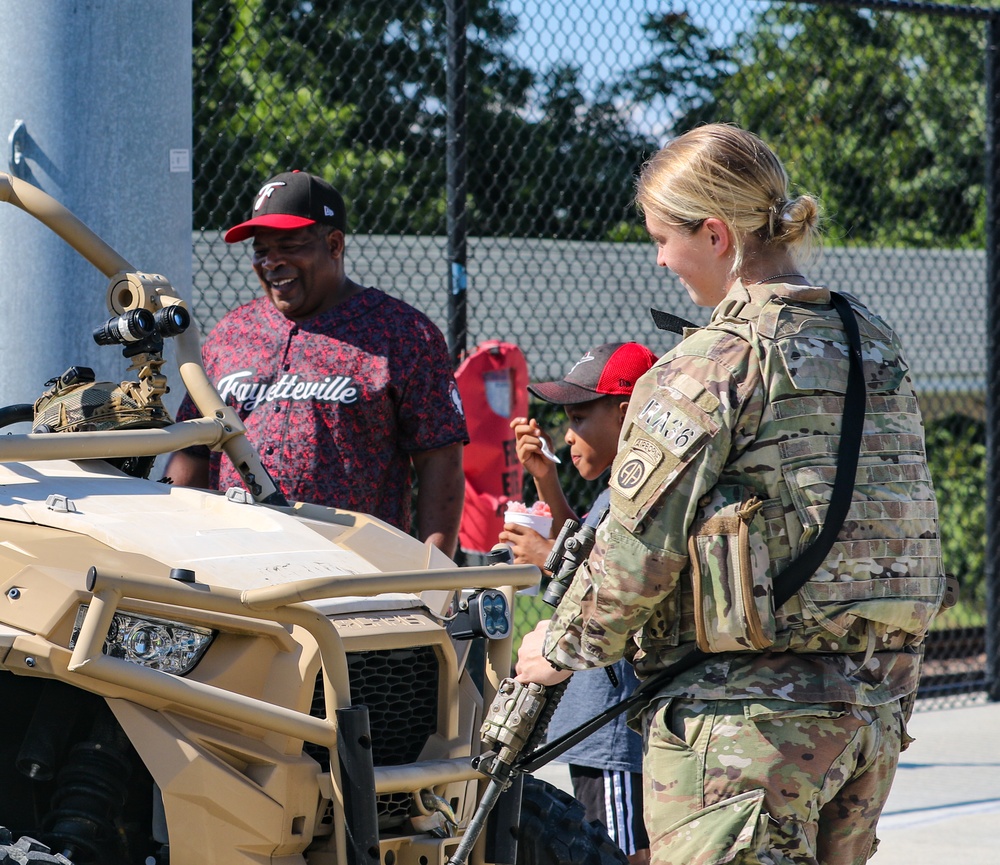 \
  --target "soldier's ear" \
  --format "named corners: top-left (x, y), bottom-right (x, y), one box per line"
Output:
top-left (702, 217), bottom-right (731, 258)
